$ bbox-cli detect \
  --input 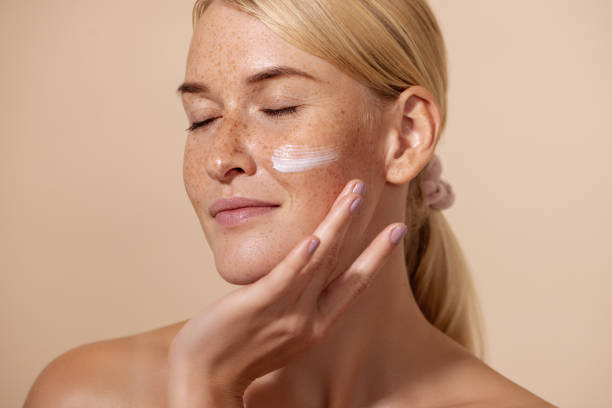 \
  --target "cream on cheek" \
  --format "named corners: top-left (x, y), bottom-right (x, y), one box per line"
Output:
top-left (271, 144), bottom-right (341, 173)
